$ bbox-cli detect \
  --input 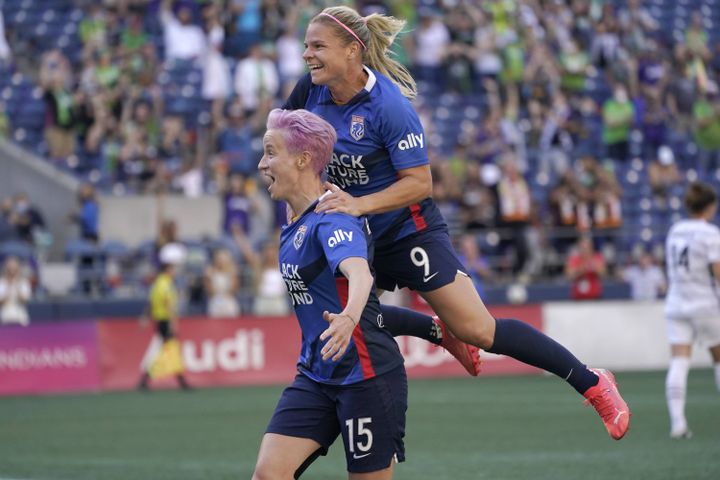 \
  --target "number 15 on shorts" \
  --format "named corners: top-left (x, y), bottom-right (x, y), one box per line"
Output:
top-left (345, 417), bottom-right (373, 458)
